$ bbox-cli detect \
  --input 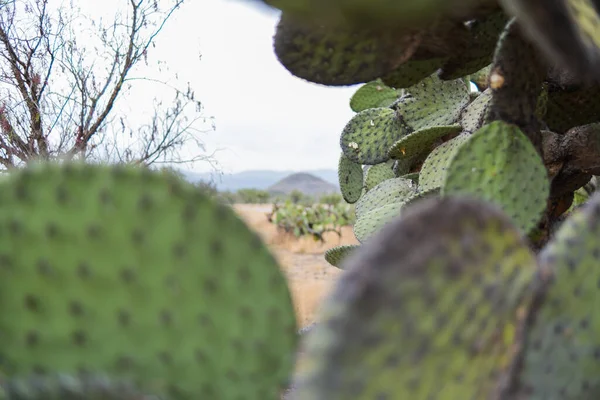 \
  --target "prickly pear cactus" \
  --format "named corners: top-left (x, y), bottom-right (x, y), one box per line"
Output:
top-left (0, 163), bottom-right (297, 400)
top-left (510, 192), bottom-right (600, 399)
top-left (338, 153), bottom-right (363, 204)
top-left (349, 80), bottom-right (400, 112)
top-left (324, 245), bottom-right (360, 268)
top-left (442, 120), bottom-right (550, 234)
top-left (291, 196), bottom-right (538, 399)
